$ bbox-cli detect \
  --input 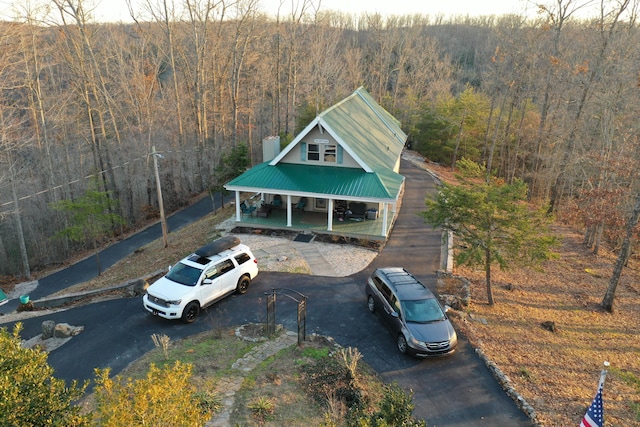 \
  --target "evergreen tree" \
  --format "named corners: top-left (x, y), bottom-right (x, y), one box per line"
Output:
top-left (211, 143), bottom-right (251, 209)
top-left (411, 109), bottom-right (456, 164)
top-left (422, 158), bottom-right (558, 305)
top-left (50, 180), bottom-right (125, 275)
